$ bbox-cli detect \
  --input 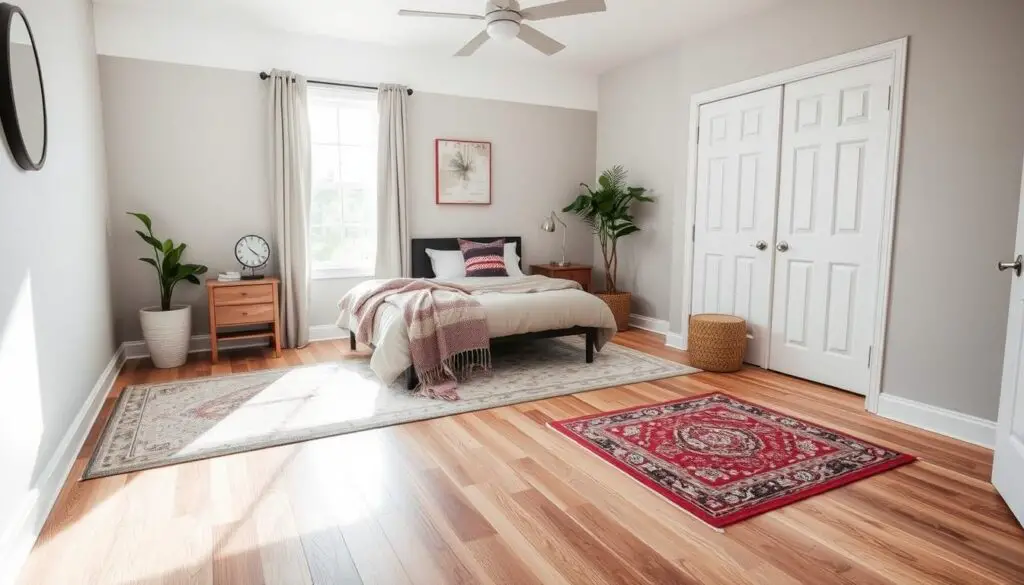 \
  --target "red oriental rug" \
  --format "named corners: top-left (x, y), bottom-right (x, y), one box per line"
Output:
top-left (550, 392), bottom-right (915, 529)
